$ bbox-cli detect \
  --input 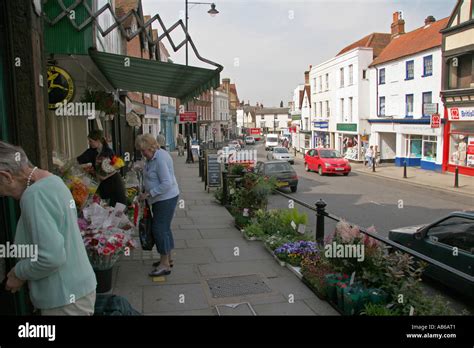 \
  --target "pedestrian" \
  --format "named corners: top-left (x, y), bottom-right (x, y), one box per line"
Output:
top-left (176, 133), bottom-right (185, 156)
top-left (0, 141), bottom-right (97, 315)
top-left (156, 133), bottom-right (167, 151)
top-left (77, 129), bottom-right (127, 207)
top-left (365, 145), bottom-right (374, 167)
top-left (135, 134), bottom-right (180, 277)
